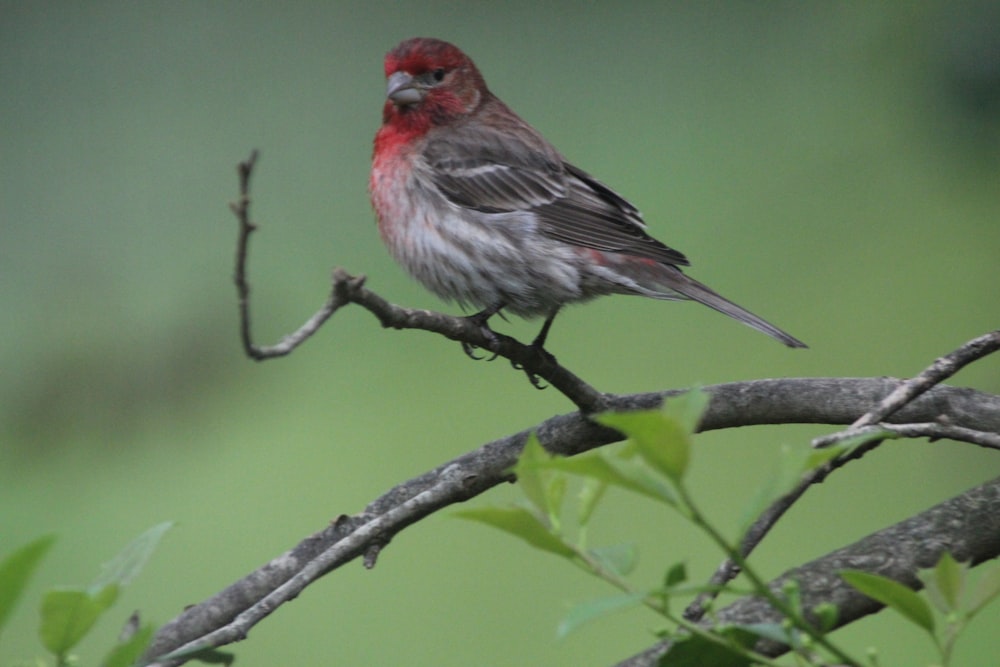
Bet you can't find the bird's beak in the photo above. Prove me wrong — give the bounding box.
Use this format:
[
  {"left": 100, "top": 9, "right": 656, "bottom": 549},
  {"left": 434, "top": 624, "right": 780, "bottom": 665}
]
[{"left": 386, "top": 71, "right": 423, "bottom": 106}]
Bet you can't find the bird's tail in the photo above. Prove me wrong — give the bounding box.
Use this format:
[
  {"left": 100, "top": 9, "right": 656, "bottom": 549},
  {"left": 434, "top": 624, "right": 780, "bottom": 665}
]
[{"left": 644, "top": 266, "right": 807, "bottom": 348}]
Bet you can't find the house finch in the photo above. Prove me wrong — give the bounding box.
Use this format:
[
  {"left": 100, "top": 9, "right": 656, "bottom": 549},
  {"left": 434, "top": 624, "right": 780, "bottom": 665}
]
[{"left": 370, "top": 37, "right": 806, "bottom": 362}]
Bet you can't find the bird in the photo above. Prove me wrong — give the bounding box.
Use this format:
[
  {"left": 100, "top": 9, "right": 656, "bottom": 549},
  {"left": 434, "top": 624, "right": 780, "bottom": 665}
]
[{"left": 369, "top": 37, "right": 806, "bottom": 369}]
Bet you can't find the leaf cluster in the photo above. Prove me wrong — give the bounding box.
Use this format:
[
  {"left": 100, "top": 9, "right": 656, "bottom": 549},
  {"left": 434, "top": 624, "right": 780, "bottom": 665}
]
[
  {"left": 0, "top": 523, "right": 175, "bottom": 667},
  {"left": 457, "top": 391, "right": 1000, "bottom": 666}
]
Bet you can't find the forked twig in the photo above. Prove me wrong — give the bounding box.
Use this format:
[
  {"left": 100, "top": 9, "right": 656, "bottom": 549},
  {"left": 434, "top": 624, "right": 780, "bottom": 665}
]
[{"left": 683, "top": 330, "right": 1000, "bottom": 623}]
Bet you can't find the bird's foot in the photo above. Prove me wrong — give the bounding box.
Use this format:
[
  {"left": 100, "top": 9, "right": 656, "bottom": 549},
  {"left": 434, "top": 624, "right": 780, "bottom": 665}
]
[
  {"left": 511, "top": 342, "right": 557, "bottom": 389},
  {"left": 461, "top": 305, "right": 503, "bottom": 360}
]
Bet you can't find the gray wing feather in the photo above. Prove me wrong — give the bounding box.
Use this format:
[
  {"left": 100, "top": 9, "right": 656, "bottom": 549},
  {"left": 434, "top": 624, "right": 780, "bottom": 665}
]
[{"left": 423, "top": 114, "right": 689, "bottom": 266}]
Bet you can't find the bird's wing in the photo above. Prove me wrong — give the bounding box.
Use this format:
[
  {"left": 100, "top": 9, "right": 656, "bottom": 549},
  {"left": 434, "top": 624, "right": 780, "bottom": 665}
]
[{"left": 424, "top": 120, "right": 689, "bottom": 266}]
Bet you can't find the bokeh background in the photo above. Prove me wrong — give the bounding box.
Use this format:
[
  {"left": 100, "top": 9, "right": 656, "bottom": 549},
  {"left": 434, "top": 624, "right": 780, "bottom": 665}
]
[{"left": 3, "top": 2, "right": 999, "bottom": 665}]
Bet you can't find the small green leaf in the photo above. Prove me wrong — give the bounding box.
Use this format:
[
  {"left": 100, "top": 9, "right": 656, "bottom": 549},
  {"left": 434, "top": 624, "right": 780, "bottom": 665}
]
[
  {"left": 662, "top": 388, "right": 710, "bottom": 433},
  {"left": 577, "top": 478, "right": 607, "bottom": 528},
  {"left": 93, "top": 521, "right": 173, "bottom": 591},
  {"left": 782, "top": 578, "right": 802, "bottom": 615},
  {"left": 929, "top": 551, "right": 964, "bottom": 613},
  {"left": 454, "top": 507, "right": 576, "bottom": 559},
  {"left": 588, "top": 543, "right": 638, "bottom": 577},
  {"left": 0, "top": 535, "right": 56, "bottom": 637},
  {"left": 659, "top": 626, "right": 756, "bottom": 667},
  {"left": 812, "top": 602, "right": 839, "bottom": 632},
  {"left": 737, "top": 442, "right": 859, "bottom": 540},
  {"left": 40, "top": 586, "right": 117, "bottom": 657},
  {"left": 841, "top": 570, "right": 935, "bottom": 633},
  {"left": 803, "top": 442, "right": 849, "bottom": 470},
  {"left": 735, "top": 622, "right": 796, "bottom": 647},
  {"left": 546, "top": 474, "right": 568, "bottom": 531},
  {"left": 966, "top": 563, "right": 1000, "bottom": 619},
  {"left": 596, "top": 410, "right": 690, "bottom": 482},
  {"left": 513, "top": 433, "right": 553, "bottom": 517},
  {"left": 529, "top": 451, "right": 676, "bottom": 505},
  {"left": 840, "top": 427, "right": 898, "bottom": 450},
  {"left": 664, "top": 562, "right": 688, "bottom": 588},
  {"left": 102, "top": 621, "right": 155, "bottom": 667},
  {"left": 557, "top": 591, "right": 648, "bottom": 638},
  {"left": 736, "top": 445, "right": 806, "bottom": 538}
]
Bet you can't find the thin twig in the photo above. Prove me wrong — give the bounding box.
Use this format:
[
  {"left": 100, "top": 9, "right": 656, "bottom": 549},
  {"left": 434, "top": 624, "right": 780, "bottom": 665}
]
[
  {"left": 813, "top": 329, "right": 1000, "bottom": 447},
  {"left": 230, "top": 150, "right": 348, "bottom": 360},
  {"left": 812, "top": 422, "right": 1000, "bottom": 451}
]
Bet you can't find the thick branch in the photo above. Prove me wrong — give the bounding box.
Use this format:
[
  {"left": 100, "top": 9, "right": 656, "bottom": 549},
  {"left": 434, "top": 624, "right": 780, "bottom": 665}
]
[{"left": 142, "top": 378, "right": 1000, "bottom": 664}]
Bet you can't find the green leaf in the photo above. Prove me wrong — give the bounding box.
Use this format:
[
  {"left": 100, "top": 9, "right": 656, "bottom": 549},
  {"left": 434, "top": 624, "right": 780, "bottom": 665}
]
[
  {"left": 838, "top": 426, "right": 899, "bottom": 450},
  {"left": 557, "top": 591, "right": 648, "bottom": 638},
  {"left": 102, "top": 621, "right": 155, "bottom": 667},
  {"left": 664, "top": 562, "right": 688, "bottom": 588},
  {"left": 662, "top": 388, "right": 710, "bottom": 434},
  {"left": 812, "top": 602, "right": 839, "bottom": 632},
  {"left": 92, "top": 521, "right": 174, "bottom": 591},
  {"left": 781, "top": 578, "right": 802, "bottom": 615},
  {"left": 966, "top": 563, "right": 1000, "bottom": 619},
  {"left": 803, "top": 442, "right": 849, "bottom": 470},
  {"left": 546, "top": 474, "right": 568, "bottom": 532},
  {"left": 735, "top": 445, "right": 806, "bottom": 538},
  {"left": 659, "top": 626, "right": 756, "bottom": 667},
  {"left": 528, "top": 451, "right": 676, "bottom": 505},
  {"left": 841, "top": 570, "right": 935, "bottom": 633},
  {"left": 588, "top": 543, "right": 638, "bottom": 578},
  {"left": 454, "top": 507, "right": 576, "bottom": 560},
  {"left": 928, "top": 551, "right": 964, "bottom": 613},
  {"left": 0, "top": 534, "right": 56, "bottom": 637},
  {"left": 595, "top": 410, "right": 690, "bottom": 483},
  {"left": 737, "top": 443, "right": 851, "bottom": 540},
  {"left": 40, "top": 584, "right": 118, "bottom": 657},
  {"left": 577, "top": 478, "right": 607, "bottom": 528},
  {"left": 735, "top": 621, "right": 797, "bottom": 647},
  {"left": 513, "top": 433, "right": 553, "bottom": 518}
]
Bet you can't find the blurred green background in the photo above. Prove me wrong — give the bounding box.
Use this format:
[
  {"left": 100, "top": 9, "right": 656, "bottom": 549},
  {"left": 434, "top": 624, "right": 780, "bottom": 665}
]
[{"left": 3, "top": 2, "right": 999, "bottom": 665}]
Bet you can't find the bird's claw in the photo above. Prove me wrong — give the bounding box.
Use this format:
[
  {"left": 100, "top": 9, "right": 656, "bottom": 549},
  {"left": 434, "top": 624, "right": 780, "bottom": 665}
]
[
  {"left": 461, "top": 341, "right": 499, "bottom": 361},
  {"left": 511, "top": 344, "right": 556, "bottom": 389},
  {"left": 525, "top": 371, "right": 548, "bottom": 390},
  {"left": 461, "top": 307, "right": 503, "bottom": 360}
]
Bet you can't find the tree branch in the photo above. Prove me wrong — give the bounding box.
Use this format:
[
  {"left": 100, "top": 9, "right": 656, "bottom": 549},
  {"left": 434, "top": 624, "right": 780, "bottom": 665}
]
[
  {"left": 149, "top": 153, "right": 1000, "bottom": 666},
  {"left": 142, "top": 378, "right": 1000, "bottom": 665}
]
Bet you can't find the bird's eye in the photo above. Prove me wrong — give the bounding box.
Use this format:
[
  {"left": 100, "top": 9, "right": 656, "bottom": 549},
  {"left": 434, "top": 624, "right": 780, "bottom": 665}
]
[{"left": 432, "top": 68, "right": 445, "bottom": 82}]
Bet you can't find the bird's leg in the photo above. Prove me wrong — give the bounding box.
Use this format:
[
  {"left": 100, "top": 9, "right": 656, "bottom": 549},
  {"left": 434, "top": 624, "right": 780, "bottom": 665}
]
[
  {"left": 530, "top": 307, "right": 559, "bottom": 351},
  {"left": 512, "top": 308, "right": 560, "bottom": 389},
  {"left": 461, "top": 303, "right": 505, "bottom": 360}
]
